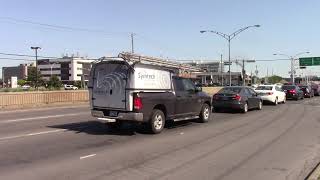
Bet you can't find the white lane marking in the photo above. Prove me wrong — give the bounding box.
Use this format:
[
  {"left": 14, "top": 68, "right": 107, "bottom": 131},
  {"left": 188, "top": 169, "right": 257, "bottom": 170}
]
[
  {"left": 1, "top": 112, "right": 88, "bottom": 123},
  {"left": 0, "top": 129, "right": 65, "bottom": 141},
  {"left": 0, "top": 105, "right": 89, "bottom": 114},
  {"left": 80, "top": 154, "right": 96, "bottom": 160}
]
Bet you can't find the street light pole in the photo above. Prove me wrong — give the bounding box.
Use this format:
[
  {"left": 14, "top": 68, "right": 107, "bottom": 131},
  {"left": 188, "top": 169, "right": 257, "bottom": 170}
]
[
  {"left": 273, "top": 52, "right": 310, "bottom": 84},
  {"left": 31, "top": 47, "right": 41, "bottom": 90},
  {"left": 200, "top": 24, "right": 260, "bottom": 86}
]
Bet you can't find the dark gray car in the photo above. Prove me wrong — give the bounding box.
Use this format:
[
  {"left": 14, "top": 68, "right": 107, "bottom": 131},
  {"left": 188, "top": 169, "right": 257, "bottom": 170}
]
[{"left": 212, "top": 86, "right": 263, "bottom": 113}]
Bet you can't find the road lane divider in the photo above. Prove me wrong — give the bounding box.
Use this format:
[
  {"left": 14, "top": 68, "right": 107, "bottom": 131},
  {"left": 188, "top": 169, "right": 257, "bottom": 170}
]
[
  {"left": 0, "top": 129, "right": 65, "bottom": 141},
  {"left": 80, "top": 154, "right": 96, "bottom": 160},
  {"left": 1, "top": 112, "right": 89, "bottom": 123}
]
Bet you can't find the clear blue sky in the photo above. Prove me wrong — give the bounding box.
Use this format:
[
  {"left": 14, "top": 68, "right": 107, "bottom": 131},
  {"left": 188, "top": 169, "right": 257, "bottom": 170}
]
[{"left": 1, "top": 0, "right": 320, "bottom": 78}]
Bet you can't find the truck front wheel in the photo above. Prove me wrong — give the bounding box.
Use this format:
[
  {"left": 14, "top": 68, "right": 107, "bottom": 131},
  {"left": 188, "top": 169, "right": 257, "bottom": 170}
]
[
  {"left": 198, "top": 104, "right": 211, "bottom": 123},
  {"left": 148, "top": 109, "right": 165, "bottom": 134}
]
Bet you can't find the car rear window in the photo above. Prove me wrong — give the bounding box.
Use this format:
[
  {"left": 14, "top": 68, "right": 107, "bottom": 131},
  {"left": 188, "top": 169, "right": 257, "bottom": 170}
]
[
  {"left": 256, "top": 86, "right": 273, "bottom": 90},
  {"left": 219, "top": 87, "right": 242, "bottom": 94},
  {"left": 282, "top": 86, "right": 295, "bottom": 90}
]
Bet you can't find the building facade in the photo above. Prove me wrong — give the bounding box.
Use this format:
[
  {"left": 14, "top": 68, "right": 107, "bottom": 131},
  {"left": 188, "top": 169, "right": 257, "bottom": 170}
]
[
  {"left": 38, "top": 56, "right": 94, "bottom": 83},
  {"left": 2, "top": 64, "right": 35, "bottom": 86}
]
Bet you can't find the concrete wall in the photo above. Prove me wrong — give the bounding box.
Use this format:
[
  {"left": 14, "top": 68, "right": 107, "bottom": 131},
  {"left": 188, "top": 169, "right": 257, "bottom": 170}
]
[
  {"left": 0, "top": 90, "right": 89, "bottom": 109},
  {"left": 0, "top": 87, "right": 222, "bottom": 110},
  {"left": 202, "top": 87, "right": 223, "bottom": 96}
]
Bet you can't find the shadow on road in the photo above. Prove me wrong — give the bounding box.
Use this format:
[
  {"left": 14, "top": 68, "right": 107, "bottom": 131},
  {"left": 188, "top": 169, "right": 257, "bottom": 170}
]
[{"left": 48, "top": 120, "right": 200, "bottom": 136}]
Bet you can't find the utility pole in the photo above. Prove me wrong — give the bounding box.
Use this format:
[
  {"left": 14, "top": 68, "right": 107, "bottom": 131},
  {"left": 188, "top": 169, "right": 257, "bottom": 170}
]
[
  {"left": 220, "top": 54, "right": 223, "bottom": 86},
  {"left": 131, "top": 33, "right": 135, "bottom": 53},
  {"left": 31, "top": 47, "right": 41, "bottom": 90},
  {"left": 242, "top": 59, "right": 245, "bottom": 86}
]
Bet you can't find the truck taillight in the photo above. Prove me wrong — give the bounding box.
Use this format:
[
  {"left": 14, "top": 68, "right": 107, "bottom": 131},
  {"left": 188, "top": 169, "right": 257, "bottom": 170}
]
[{"left": 134, "top": 97, "right": 143, "bottom": 110}]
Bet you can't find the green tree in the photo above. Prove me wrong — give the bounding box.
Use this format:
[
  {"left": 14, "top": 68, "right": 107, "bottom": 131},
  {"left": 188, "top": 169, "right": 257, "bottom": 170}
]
[
  {"left": 18, "top": 79, "right": 26, "bottom": 86},
  {"left": 268, "top": 75, "right": 283, "bottom": 84},
  {"left": 48, "top": 75, "right": 62, "bottom": 90},
  {"left": 27, "top": 67, "right": 43, "bottom": 87}
]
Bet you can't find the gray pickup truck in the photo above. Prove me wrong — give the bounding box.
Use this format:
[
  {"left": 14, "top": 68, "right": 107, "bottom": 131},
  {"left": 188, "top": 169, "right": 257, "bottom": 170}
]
[{"left": 88, "top": 56, "right": 212, "bottom": 134}]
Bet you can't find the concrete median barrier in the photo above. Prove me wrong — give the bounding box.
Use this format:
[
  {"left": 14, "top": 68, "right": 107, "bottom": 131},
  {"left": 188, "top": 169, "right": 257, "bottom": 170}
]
[
  {"left": 0, "top": 90, "right": 89, "bottom": 110},
  {"left": 202, "top": 87, "right": 223, "bottom": 96}
]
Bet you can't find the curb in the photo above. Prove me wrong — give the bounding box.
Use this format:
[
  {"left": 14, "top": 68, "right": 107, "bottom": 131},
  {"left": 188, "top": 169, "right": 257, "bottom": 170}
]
[{"left": 306, "top": 162, "right": 320, "bottom": 180}]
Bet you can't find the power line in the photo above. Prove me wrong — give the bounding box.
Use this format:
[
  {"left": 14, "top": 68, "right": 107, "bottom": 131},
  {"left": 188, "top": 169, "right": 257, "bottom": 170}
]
[
  {"left": 0, "top": 17, "right": 130, "bottom": 36},
  {"left": 0, "top": 52, "right": 58, "bottom": 59},
  {"left": 0, "top": 57, "right": 34, "bottom": 61}
]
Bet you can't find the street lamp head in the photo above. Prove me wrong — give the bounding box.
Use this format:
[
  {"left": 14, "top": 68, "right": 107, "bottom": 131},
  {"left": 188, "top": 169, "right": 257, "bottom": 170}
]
[
  {"left": 31, "top": 47, "right": 41, "bottom": 50},
  {"left": 273, "top": 53, "right": 278, "bottom": 56},
  {"left": 254, "top": 25, "right": 261, "bottom": 27},
  {"left": 200, "top": 30, "right": 206, "bottom": 33}
]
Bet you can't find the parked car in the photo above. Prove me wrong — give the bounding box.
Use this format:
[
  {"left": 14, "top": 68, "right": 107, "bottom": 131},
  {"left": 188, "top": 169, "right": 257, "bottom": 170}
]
[
  {"left": 64, "top": 85, "right": 78, "bottom": 90},
  {"left": 281, "top": 85, "right": 304, "bottom": 100},
  {"left": 21, "top": 85, "right": 31, "bottom": 90},
  {"left": 311, "top": 84, "right": 320, "bottom": 96},
  {"left": 212, "top": 86, "right": 262, "bottom": 113},
  {"left": 255, "top": 85, "right": 286, "bottom": 105},
  {"left": 298, "top": 85, "right": 314, "bottom": 98},
  {"left": 89, "top": 55, "right": 212, "bottom": 134}
]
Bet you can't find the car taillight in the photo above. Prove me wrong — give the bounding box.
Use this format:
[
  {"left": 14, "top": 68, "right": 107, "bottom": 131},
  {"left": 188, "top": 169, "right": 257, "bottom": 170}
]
[
  {"left": 289, "top": 90, "right": 296, "bottom": 94},
  {"left": 134, "top": 97, "right": 143, "bottom": 110},
  {"left": 233, "top": 94, "right": 241, "bottom": 101},
  {"left": 267, "top": 92, "right": 273, "bottom": 95}
]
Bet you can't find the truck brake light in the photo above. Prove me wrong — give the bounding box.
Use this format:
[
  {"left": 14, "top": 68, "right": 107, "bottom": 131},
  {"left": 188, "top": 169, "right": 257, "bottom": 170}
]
[{"left": 134, "top": 97, "right": 143, "bottom": 110}]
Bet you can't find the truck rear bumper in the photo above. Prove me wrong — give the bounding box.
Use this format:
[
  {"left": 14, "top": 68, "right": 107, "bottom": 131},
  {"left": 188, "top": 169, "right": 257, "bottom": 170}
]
[{"left": 91, "top": 110, "right": 144, "bottom": 122}]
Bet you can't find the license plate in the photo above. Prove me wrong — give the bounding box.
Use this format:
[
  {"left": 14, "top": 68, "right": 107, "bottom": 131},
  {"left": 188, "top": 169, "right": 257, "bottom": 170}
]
[
  {"left": 109, "top": 111, "right": 118, "bottom": 117},
  {"left": 91, "top": 110, "right": 104, "bottom": 117}
]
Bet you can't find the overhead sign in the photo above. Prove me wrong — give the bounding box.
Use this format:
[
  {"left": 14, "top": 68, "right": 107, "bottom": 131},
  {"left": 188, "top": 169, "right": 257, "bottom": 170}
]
[{"left": 299, "top": 57, "right": 320, "bottom": 66}]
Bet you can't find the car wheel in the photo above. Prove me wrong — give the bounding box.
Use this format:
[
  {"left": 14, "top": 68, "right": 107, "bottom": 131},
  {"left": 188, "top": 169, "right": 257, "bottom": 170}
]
[
  {"left": 274, "top": 97, "right": 278, "bottom": 106},
  {"left": 148, "top": 109, "right": 165, "bottom": 134},
  {"left": 199, "top": 104, "right": 210, "bottom": 123},
  {"left": 242, "top": 102, "right": 248, "bottom": 113},
  {"left": 257, "top": 100, "right": 263, "bottom": 110}
]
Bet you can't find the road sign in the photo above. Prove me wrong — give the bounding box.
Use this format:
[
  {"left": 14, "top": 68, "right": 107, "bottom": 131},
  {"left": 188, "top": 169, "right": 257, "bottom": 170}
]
[
  {"left": 299, "top": 57, "right": 313, "bottom": 66},
  {"left": 299, "top": 57, "right": 320, "bottom": 66},
  {"left": 313, "top": 57, "right": 320, "bottom": 65}
]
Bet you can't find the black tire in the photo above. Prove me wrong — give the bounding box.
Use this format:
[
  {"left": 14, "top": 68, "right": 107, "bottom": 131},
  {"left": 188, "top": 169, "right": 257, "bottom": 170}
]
[
  {"left": 148, "top": 109, "right": 165, "bottom": 134},
  {"left": 198, "top": 104, "right": 211, "bottom": 123},
  {"left": 242, "top": 102, "right": 248, "bottom": 113},
  {"left": 274, "top": 97, "right": 278, "bottom": 106}
]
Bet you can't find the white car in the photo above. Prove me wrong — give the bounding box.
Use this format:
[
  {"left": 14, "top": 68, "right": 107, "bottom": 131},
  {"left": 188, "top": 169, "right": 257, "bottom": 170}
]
[
  {"left": 255, "top": 85, "right": 286, "bottom": 105},
  {"left": 64, "top": 85, "right": 78, "bottom": 90}
]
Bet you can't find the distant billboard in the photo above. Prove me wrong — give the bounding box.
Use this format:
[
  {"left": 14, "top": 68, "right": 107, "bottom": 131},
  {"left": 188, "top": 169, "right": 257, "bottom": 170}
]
[{"left": 11, "top": 76, "right": 18, "bottom": 88}]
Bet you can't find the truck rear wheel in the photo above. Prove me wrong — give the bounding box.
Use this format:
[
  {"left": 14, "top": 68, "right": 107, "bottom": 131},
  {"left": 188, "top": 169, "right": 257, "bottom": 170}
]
[
  {"left": 148, "top": 109, "right": 165, "bottom": 134},
  {"left": 198, "top": 104, "right": 210, "bottom": 123}
]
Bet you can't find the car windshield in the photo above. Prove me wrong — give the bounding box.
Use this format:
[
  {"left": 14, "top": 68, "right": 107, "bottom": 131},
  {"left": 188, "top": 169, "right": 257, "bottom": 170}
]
[
  {"left": 282, "top": 86, "right": 295, "bottom": 90},
  {"left": 219, "top": 87, "right": 242, "bottom": 94},
  {"left": 256, "top": 86, "right": 273, "bottom": 90}
]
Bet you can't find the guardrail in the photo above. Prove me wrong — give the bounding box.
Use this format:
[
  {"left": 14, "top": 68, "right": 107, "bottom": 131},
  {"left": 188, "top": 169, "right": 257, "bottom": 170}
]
[{"left": 0, "top": 90, "right": 89, "bottom": 109}]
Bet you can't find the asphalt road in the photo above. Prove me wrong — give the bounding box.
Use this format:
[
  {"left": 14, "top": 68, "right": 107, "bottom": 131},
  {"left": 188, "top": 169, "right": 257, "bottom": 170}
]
[{"left": 0, "top": 98, "right": 320, "bottom": 180}]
